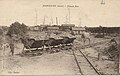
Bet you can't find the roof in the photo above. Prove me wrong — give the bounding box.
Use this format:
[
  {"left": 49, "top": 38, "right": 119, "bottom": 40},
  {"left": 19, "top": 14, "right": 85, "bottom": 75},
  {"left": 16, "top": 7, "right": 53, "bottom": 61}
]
[
  {"left": 27, "top": 26, "right": 40, "bottom": 30},
  {"left": 72, "top": 27, "right": 86, "bottom": 31},
  {"left": 40, "top": 25, "right": 49, "bottom": 27},
  {"left": 61, "top": 24, "right": 75, "bottom": 27},
  {"left": 47, "top": 26, "right": 59, "bottom": 30},
  {"left": 34, "top": 25, "right": 40, "bottom": 27}
]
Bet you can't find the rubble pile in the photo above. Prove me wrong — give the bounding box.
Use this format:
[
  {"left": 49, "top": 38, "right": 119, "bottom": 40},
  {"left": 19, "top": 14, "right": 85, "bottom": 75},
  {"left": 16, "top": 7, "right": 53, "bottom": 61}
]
[
  {"left": 57, "top": 31, "right": 75, "bottom": 38},
  {"left": 27, "top": 31, "right": 75, "bottom": 40},
  {"left": 95, "top": 38, "right": 119, "bottom": 59},
  {"left": 26, "top": 31, "right": 47, "bottom": 40}
]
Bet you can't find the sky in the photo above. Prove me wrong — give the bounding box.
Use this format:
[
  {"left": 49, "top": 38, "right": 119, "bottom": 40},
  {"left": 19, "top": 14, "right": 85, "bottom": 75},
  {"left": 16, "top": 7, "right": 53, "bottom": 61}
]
[{"left": 0, "top": 0, "right": 120, "bottom": 27}]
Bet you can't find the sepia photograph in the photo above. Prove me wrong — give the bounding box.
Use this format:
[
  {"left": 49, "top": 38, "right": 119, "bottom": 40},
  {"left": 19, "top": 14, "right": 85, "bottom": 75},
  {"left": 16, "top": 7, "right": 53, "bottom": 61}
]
[{"left": 0, "top": 0, "right": 120, "bottom": 75}]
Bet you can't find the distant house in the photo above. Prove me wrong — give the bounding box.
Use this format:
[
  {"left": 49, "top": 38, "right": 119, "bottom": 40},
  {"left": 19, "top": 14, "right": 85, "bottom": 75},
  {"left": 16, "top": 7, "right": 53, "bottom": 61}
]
[
  {"left": 40, "top": 24, "right": 60, "bottom": 32},
  {"left": 46, "top": 26, "right": 60, "bottom": 32},
  {"left": 71, "top": 27, "right": 86, "bottom": 35},
  {"left": 61, "top": 24, "right": 75, "bottom": 27},
  {"left": 27, "top": 26, "right": 34, "bottom": 30},
  {"left": 40, "top": 24, "right": 49, "bottom": 31},
  {"left": 61, "top": 24, "right": 75, "bottom": 31},
  {"left": 27, "top": 25, "right": 40, "bottom": 31},
  {"left": 34, "top": 26, "right": 40, "bottom": 31}
]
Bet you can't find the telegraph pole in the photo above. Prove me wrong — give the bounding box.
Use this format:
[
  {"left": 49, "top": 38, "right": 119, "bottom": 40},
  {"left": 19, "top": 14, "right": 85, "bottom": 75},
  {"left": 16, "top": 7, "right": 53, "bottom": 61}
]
[
  {"left": 56, "top": 17, "right": 58, "bottom": 25},
  {"left": 43, "top": 16, "right": 45, "bottom": 25},
  {"left": 35, "top": 9, "right": 38, "bottom": 26},
  {"left": 68, "top": 8, "right": 70, "bottom": 24},
  {"left": 101, "top": 0, "right": 105, "bottom": 5},
  {"left": 79, "top": 18, "right": 82, "bottom": 27},
  {"left": 66, "top": 15, "right": 68, "bottom": 24},
  {"left": 50, "top": 17, "right": 53, "bottom": 25}
]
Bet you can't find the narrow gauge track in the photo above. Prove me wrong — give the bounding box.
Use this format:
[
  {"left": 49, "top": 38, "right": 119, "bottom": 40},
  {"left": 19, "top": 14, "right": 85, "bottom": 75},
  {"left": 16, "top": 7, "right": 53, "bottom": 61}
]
[
  {"left": 72, "top": 49, "right": 100, "bottom": 75},
  {"left": 72, "top": 39, "right": 110, "bottom": 75},
  {"left": 76, "top": 39, "right": 110, "bottom": 49}
]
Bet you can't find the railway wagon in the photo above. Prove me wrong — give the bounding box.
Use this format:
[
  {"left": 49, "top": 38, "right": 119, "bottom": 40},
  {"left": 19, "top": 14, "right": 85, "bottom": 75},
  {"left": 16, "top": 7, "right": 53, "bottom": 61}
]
[
  {"left": 61, "top": 37, "right": 76, "bottom": 45},
  {"left": 45, "top": 38, "right": 64, "bottom": 47},
  {"left": 45, "top": 37, "right": 76, "bottom": 47},
  {"left": 20, "top": 38, "right": 48, "bottom": 56},
  {"left": 20, "top": 37, "right": 76, "bottom": 56},
  {"left": 21, "top": 38, "right": 47, "bottom": 49},
  {"left": 30, "top": 39, "right": 47, "bottom": 49}
]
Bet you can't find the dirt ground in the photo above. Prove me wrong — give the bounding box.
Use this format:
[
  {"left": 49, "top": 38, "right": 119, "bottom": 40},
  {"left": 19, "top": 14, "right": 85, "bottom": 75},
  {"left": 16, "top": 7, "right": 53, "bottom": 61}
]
[
  {"left": 75, "top": 37, "right": 119, "bottom": 75},
  {"left": 0, "top": 34, "right": 119, "bottom": 75},
  {"left": 0, "top": 45, "right": 80, "bottom": 75},
  {"left": 0, "top": 48, "right": 3, "bottom": 74},
  {"left": 81, "top": 48, "right": 118, "bottom": 75}
]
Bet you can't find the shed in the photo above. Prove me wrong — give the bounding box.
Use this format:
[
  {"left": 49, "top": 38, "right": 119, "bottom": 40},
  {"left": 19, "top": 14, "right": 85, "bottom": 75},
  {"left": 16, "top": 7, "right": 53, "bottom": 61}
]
[
  {"left": 61, "top": 24, "right": 75, "bottom": 28},
  {"left": 71, "top": 27, "right": 86, "bottom": 35},
  {"left": 61, "top": 24, "right": 75, "bottom": 31}
]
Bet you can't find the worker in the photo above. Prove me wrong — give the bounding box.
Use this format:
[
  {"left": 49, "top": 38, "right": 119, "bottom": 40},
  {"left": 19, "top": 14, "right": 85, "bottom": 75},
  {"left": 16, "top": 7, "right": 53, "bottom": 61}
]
[
  {"left": 109, "top": 38, "right": 117, "bottom": 45},
  {"left": 9, "top": 37, "right": 15, "bottom": 56},
  {"left": 107, "top": 38, "right": 118, "bottom": 58}
]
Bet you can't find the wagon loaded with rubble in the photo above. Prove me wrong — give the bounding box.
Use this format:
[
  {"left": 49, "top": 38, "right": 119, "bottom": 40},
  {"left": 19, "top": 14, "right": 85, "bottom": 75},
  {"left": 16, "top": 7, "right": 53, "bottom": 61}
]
[{"left": 20, "top": 37, "right": 76, "bottom": 57}]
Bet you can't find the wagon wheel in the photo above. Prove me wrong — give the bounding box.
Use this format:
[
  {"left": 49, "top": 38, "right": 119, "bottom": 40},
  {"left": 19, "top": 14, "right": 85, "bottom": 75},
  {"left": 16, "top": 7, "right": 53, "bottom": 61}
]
[
  {"left": 45, "top": 38, "right": 55, "bottom": 52},
  {"left": 19, "top": 53, "right": 25, "bottom": 57},
  {"left": 38, "top": 52, "right": 43, "bottom": 56}
]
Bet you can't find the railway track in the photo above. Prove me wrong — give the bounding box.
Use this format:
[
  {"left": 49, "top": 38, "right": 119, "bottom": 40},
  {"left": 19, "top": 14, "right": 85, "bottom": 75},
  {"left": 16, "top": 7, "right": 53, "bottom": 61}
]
[
  {"left": 72, "top": 39, "right": 110, "bottom": 75},
  {"left": 72, "top": 49, "right": 100, "bottom": 75},
  {"left": 76, "top": 39, "right": 110, "bottom": 49}
]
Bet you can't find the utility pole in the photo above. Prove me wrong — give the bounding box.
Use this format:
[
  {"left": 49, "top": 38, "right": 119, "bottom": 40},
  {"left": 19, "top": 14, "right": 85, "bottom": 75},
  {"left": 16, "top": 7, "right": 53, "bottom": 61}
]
[
  {"left": 43, "top": 16, "right": 45, "bottom": 24},
  {"left": 68, "top": 8, "right": 70, "bottom": 24},
  {"left": 35, "top": 9, "right": 38, "bottom": 26},
  {"left": 79, "top": 18, "right": 82, "bottom": 27},
  {"left": 66, "top": 15, "right": 68, "bottom": 24},
  {"left": 101, "top": 0, "right": 105, "bottom": 5},
  {"left": 56, "top": 17, "right": 58, "bottom": 25},
  {"left": 50, "top": 17, "right": 53, "bottom": 25}
]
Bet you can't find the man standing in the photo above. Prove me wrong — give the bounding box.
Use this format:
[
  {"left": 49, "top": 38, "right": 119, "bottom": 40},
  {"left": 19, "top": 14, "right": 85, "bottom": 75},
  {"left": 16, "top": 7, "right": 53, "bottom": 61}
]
[{"left": 9, "top": 37, "right": 14, "bottom": 56}]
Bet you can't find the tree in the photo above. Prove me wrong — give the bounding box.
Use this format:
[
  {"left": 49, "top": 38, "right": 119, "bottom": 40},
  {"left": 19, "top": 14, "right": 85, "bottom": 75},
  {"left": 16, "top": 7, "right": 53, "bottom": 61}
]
[
  {"left": 7, "top": 21, "right": 27, "bottom": 37},
  {"left": 0, "top": 28, "right": 3, "bottom": 35},
  {"left": 99, "top": 25, "right": 102, "bottom": 33}
]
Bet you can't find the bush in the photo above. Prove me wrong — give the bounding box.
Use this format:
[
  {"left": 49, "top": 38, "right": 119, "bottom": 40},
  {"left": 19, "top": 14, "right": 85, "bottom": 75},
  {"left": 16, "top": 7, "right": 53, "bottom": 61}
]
[
  {"left": 0, "top": 28, "right": 3, "bottom": 35},
  {"left": 95, "top": 34, "right": 104, "bottom": 38},
  {"left": 7, "top": 21, "right": 27, "bottom": 37}
]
